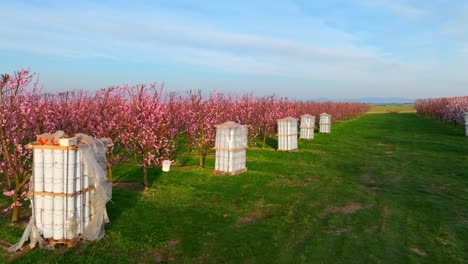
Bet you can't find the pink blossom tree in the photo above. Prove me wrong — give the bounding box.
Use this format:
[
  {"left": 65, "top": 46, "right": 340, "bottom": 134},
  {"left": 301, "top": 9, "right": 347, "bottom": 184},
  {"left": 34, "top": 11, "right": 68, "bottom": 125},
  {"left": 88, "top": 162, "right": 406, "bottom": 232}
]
[
  {"left": 183, "top": 90, "right": 232, "bottom": 167},
  {"left": 120, "top": 83, "right": 177, "bottom": 189},
  {"left": 250, "top": 95, "right": 286, "bottom": 148},
  {"left": 88, "top": 86, "right": 129, "bottom": 181},
  {"left": 0, "top": 69, "right": 44, "bottom": 222}
]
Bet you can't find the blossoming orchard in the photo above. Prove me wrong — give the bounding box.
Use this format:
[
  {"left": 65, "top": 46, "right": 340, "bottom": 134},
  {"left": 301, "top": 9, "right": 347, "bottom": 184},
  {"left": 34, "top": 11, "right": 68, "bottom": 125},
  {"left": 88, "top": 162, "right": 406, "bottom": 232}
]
[
  {"left": 0, "top": 69, "right": 372, "bottom": 222},
  {"left": 415, "top": 96, "right": 468, "bottom": 124}
]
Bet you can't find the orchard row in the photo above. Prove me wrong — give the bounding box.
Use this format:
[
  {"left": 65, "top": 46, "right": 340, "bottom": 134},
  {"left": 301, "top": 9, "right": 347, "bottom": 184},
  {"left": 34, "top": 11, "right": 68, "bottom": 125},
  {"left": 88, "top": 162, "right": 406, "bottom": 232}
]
[
  {"left": 415, "top": 96, "right": 468, "bottom": 124},
  {"left": 0, "top": 69, "right": 369, "bottom": 221}
]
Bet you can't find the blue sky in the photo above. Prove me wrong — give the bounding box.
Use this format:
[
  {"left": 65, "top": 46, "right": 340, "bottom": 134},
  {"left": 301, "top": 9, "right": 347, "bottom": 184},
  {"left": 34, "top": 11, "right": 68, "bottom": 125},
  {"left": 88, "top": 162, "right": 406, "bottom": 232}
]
[{"left": 1, "top": 0, "right": 467, "bottom": 99}]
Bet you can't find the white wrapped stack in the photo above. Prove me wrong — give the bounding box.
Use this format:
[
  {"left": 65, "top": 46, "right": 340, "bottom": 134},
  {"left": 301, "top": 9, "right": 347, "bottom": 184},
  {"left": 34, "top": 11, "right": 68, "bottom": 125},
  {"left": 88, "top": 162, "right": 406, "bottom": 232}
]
[
  {"left": 214, "top": 121, "right": 248, "bottom": 175},
  {"left": 319, "top": 113, "right": 331, "bottom": 133},
  {"left": 300, "top": 114, "right": 316, "bottom": 139},
  {"left": 277, "top": 117, "right": 298, "bottom": 151},
  {"left": 465, "top": 112, "right": 468, "bottom": 136},
  {"left": 30, "top": 144, "right": 93, "bottom": 243},
  {"left": 11, "top": 134, "right": 112, "bottom": 251}
]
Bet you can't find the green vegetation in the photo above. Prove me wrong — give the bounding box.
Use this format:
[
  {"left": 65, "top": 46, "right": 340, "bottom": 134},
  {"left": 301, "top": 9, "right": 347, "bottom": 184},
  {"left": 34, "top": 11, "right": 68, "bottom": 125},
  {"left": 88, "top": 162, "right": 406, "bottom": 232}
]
[
  {"left": 368, "top": 104, "right": 415, "bottom": 114},
  {"left": 1, "top": 113, "right": 467, "bottom": 263}
]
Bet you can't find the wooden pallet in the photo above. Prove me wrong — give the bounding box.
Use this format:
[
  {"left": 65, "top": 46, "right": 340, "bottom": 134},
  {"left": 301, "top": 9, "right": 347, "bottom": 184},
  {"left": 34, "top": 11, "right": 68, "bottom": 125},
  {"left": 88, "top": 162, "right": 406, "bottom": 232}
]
[
  {"left": 46, "top": 237, "right": 80, "bottom": 248},
  {"left": 213, "top": 168, "right": 247, "bottom": 176}
]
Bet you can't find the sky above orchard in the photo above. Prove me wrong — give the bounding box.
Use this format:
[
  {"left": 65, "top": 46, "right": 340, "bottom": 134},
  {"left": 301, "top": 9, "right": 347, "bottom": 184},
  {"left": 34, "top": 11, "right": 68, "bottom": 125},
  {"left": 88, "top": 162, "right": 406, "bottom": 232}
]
[{"left": 1, "top": 0, "right": 467, "bottom": 99}]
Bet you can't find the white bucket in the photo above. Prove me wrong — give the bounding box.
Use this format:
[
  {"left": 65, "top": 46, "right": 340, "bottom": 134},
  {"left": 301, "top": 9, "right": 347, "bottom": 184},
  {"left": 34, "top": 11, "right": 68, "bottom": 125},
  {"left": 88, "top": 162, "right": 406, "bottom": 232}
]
[{"left": 162, "top": 160, "right": 172, "bottom": 172}]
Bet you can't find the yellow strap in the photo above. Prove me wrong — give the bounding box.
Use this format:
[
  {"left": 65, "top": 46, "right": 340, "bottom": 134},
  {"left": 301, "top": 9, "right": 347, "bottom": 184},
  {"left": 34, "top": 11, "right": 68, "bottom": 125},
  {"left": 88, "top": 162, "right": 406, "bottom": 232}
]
[
  {"left": 213, "top": 147, "right": 247, "bottom": 152},
  {"left": 28, "top": 185, "right": 95, "bottom": 197}
]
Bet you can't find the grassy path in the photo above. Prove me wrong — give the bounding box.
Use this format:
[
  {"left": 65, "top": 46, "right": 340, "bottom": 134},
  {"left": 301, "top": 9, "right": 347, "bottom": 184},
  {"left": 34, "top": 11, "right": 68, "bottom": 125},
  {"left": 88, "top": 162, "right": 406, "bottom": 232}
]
[{"left": 1, "top": 113, "right": 467, "bottom": 263}]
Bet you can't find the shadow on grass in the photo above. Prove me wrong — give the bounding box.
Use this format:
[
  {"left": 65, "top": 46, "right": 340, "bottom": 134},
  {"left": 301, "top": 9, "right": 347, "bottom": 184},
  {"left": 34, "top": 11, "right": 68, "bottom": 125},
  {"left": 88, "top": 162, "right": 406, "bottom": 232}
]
[
  {"left": 108, "top": 164, "right": 163, "bottom": 222},
  {"left": 112, "top": 163, "right": 163, "bottom": 187},
  {"left": 106, "top": 188, "right": 142, "bottom": 225},
  {"left": 265, "top": 137, "right": 278, "bottom": 150}
]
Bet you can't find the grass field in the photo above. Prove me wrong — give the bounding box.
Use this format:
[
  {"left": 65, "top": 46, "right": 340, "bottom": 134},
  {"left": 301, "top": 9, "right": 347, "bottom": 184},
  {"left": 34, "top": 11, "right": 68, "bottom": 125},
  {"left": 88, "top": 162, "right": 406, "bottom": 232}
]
[
  {"left": 367, "top": 104, "right": 416, "bottom": 114},
  {"left": 1, "top": 113, "right": 468, "bottom": 263}
]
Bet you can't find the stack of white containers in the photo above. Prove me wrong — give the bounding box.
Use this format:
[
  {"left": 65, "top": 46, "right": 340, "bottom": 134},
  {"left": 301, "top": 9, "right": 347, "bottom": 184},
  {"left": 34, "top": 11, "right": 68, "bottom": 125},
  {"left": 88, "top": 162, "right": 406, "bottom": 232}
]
[
  {"left": 277, "top": 117, "right": 298, "bottom": 151},
  {"left": 300, "top": 114, "right": 316, "bottom": 139},
  {"left": 10, "top": 134, "right": 111, "bottom": 251},
  {"left": 214, "top": 121, "right": 248, "bottom": 175},
  {"left": 31, "top": 144, "right": 94, "bottom": 243},
  {"left": 465, "top": 112, "right": 468, "bottom": 136},
  {"left": 319, "top": 113, "right": 332, "bottom": 133}
]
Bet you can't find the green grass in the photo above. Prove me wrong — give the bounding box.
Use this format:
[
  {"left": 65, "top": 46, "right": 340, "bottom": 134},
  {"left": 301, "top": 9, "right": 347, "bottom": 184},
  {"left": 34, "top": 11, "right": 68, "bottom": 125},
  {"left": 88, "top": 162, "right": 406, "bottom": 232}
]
[
  {"left": 1, "top": 113, "right": 468, "bottom": 263},
  {"left": 368, "top": 104, "right": 415, "bottom": 114}
]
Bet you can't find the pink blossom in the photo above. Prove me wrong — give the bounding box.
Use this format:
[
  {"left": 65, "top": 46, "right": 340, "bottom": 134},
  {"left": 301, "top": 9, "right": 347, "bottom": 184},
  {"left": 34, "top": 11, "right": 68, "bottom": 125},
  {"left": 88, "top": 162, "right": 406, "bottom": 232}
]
[{"left": 3, "top": 190, "right": 15, "bottom": 196}]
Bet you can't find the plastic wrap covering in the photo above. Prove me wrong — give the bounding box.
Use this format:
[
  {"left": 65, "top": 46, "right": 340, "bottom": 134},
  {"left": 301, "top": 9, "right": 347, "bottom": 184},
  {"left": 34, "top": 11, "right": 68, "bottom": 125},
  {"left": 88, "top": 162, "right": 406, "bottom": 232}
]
[
  {"left": 214, "top": 122, "right": 248, "bottom": 175},
  {"left": 277, "top": 117, "right": 298, "bottom": 151},
  {"left": 9, "top": 133, "right": 112, "bottom": 251},
  {"left": 300, "top": 114, "right": 316, "bottom": 139},
  {"left": 77, "top": 134, "right": 112, "bottom": 241},
  {"left": 319, "top": 113, "right": 331, "bottom": 134}
]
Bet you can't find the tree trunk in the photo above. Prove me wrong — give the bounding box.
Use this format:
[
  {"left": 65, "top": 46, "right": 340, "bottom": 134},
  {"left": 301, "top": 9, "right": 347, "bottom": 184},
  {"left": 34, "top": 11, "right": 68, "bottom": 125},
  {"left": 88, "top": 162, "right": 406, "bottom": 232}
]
[
  {"left": 262, "top": 133, "right": 268, "bottom": 148},
  {"left": 186, "top": 135, "right": 192, "bottom": 154},
  {"left": 107, "top": 163, "right": 113, "bottom": 182},
  {"left": 198, "top": 148, "right": 204, "bottom": 168},
  {"left": 106, "top": 152, "right": 115, "bottom": 182},
  {"left": 11, "top": 194, "right": 20, "bottom": 222},
  {"left": 143, "top": 166, "right": 148, "bottom": 190}
]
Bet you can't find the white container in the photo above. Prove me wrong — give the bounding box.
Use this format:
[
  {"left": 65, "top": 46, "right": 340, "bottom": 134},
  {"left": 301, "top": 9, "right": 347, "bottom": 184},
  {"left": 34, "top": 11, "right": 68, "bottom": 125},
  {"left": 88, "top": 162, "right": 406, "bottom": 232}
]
[
  {"left": 75, "top": 151, "right": 83, "bottom": 235},
  {"left": 43, "top": 195, "right": 54, "bottom": 239},
  {"left": 53, "top": 196, "right": 64, "bottom": 240},
  {"left": 33, "top": 149, "right": 44, "bottom": 192},
  {"left": 33, "top": 196, "right": 44, "bottom": 230},
  {"left": 162, "top": 160, "right": 172, "bottom": 172},
  {"left": 52, "top": 150, "right": 64, "bottom": 193},
  {"left": 43, "top": 149, "right": 54, "bottom": 192},
  {"left": 319, "top": 113, "right": 331, "bottom": 134},
  {"left": 277, "top": 117, "right": 298, "bottom": 151},
  {"left": 300, "top": 114, "right": 316, "bottom": 139},
  {"left": 464, "top": 112, "right": 468, "bottom": 136},
  {"left": 42, "top": 209, "right": 54, "bottom": 239},
  {"left": 59, "top": 137, "right": 78, "bottom": 147},
  {"left": 214, "top": 121, "right": 248, "bottom": 175}
]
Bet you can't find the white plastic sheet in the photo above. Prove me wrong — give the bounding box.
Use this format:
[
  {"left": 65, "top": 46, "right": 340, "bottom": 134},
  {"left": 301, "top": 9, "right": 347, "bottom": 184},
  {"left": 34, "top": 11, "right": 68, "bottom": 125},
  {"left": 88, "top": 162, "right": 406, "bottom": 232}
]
[
  {"left": 214, "top": 122, "right": 248, "bottom": 175},
  {"left": 277, "top": 117, "right": 298, "bottom": 151},
  {"left": 319, "top": 113, "right": 331, "bottom": 134},
  {"left": 300, "top": 114, "right": 315, "bottom": 139}
]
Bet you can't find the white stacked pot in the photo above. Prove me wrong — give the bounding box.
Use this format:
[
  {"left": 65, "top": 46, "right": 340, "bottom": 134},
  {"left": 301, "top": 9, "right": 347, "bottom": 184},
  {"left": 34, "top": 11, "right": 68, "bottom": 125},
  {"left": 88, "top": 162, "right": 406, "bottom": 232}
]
[
  {"left": 31, "top": 145, "right": 94, "bottom": 241},
  {"left": 300, "top": 114, "right": 316, "bottom": 139},
  {"left": 319, "top": 113, "right": 331, "bottom": 133},
  {"left": 277, "top": 117, "right": 298, "bottom": 151},
  {"left": 214, "top": 121, "right": 248, "bottom": 175}
]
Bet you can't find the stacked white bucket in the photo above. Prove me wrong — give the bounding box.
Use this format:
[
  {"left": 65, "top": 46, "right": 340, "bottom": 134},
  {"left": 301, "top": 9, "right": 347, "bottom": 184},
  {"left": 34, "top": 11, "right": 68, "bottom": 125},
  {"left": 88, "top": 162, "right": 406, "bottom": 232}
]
[
  {"left": 32, "top": 145, "right": 93, "bottom": 241},
  {"left": 465, "top": 112, "right": 468, "bottom": 136},
  {"left": 300, "top": 114, "right": 316, "bottom": 139},
  {"left": 214, "top": 121, "right": 248, "bottom": 175},
  {"left": 277, "top": 117, "right": 298, "bottom": 151},
  {"left": 319, "top": 113, "right": 331, "bottom": 133}
]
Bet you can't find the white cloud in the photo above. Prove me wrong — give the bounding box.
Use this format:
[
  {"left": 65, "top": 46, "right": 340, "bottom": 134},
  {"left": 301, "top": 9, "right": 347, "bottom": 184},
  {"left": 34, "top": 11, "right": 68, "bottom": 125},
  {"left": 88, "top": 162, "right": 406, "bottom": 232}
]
[{"left": 354, "top": 0, "right": 429, "bottom": 18}]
